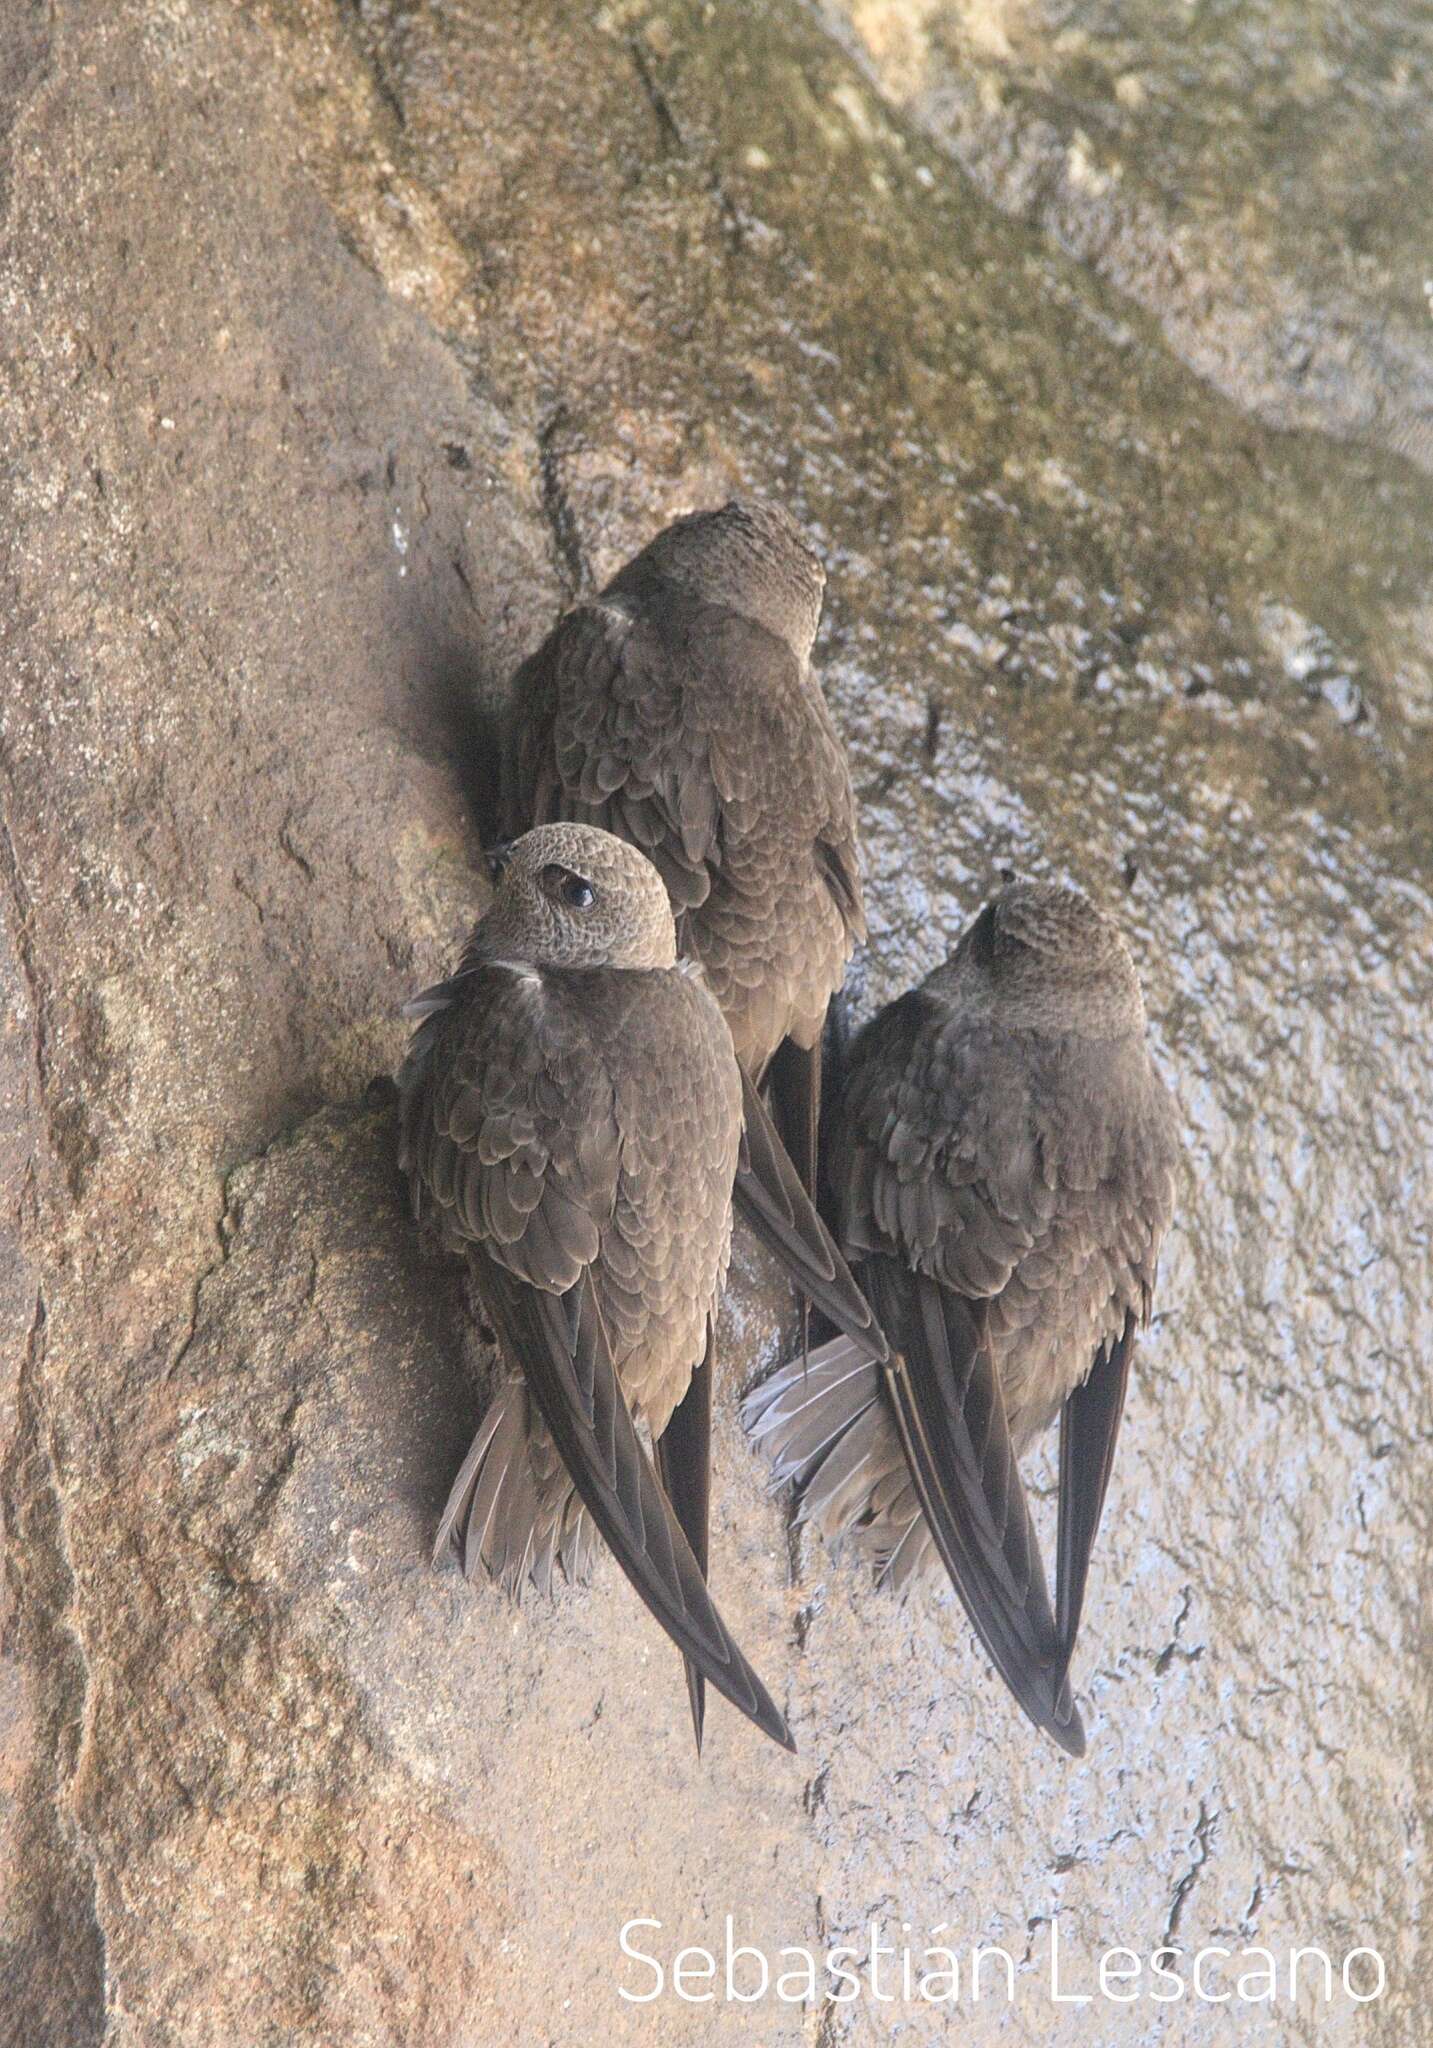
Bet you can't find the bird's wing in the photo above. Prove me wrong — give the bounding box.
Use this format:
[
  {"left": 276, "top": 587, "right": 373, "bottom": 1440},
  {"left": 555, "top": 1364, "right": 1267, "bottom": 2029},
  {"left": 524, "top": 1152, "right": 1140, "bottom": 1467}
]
[
  {"left": 1055, "top": 1068, "right": 1179, "bottom": 1671},
  {"left": 503, "top": 601, "right": 721, "bottom": 910},
  {"left": 815, "top": 811, "right": 864, "bottom": 940},
  {"left": 1056, "top": 1313, "right": 1133, "bottom": 1675},
  {"left": 655, "top": 1323, "right": 715, "bottom": 1752},
  {"left": 508, "top": 596, "right": 866, "bottom": 943},
  {"left": 399, "top": 962, "right": 792, "bottom": 1751},
  {"left": 734, "top": 1061, "right": 887, "bottom": 1365},
  {"left": 478, "top": 1255, "right": 791, "bottom": 1749},
  {"left": 398, "top": 959, "right": 620, "bottom": 1286},
  {"left": 836, "top": 989, "right": 1044, "bottom": 1299},
  {"left": 833, "top": 990, "right": 1086, "bottom": 1750},
  {"left": 865, "top": 1255, "right": 1084, "bottom": 1755},
  {"left": 836, "top": 987, "right": 1182, "bottom": 1745},
  {"left": 760, "top": 1031, "right": 822, "bottom": 1203}
]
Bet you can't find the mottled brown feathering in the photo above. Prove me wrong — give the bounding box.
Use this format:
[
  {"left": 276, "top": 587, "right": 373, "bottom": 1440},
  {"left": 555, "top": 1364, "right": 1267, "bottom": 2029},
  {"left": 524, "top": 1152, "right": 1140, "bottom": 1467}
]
[
  {"left": 399, "top": 824, "right": 885, "bottom": 1752},
  {"left": 399, "top": 824, "right": 785, "bottom": 1747},
  {"left": 503, "top": 497, "right": 865, "bottom": 1188},
  {"left": 744, "top": 882, "right": 1180, "bottom": 1756}
]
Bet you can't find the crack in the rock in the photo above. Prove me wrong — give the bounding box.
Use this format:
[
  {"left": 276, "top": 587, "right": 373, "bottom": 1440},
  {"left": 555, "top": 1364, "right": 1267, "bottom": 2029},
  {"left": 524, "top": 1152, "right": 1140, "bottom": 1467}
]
[
  {"left": 628, "top": 37, "right": 683, "bottom": 153},
  {"left": 784, "top": 1513, "right": 805, "bottom": 1590},
  {"left": 0, "top": 774, "right": 62, "bottom": 1182},
  {"left": 2, "top": 1288, "right": 110, "bottom": 2039},
  {"left": 165, "top": 1160, "right": 245, "bottom": 1385},
  {"left": 1165, "top": 1799, "right": 1219, "bottom": 1943},
  {"left": 812, "top": 1895, "right": 842, "bottom": 2048},
  {"left": 328, "top": 0, "right": 410, "bottom": 145},
  {"left": 0, "top": 759, "right": 107, "bottom": 1199},
  {"left": 626, "top": 34, "right": 749, "bottom": 255},
  {"left": 0, "top": 0, "right": 56, "bottom": 226},
  {"left": 1154, "top": 1582, "right": 1203, "bottom": 1674},
  {"left": 536, "top": 405, "right": 589, "bottom": 597},
  {"left": 278, "top": 812, "right": 315, "bottom": 880},
  {"left": 232, "top": 868, "right": 266, "bottom": 926},
  {"left": 340, "top": 0, "right": 406, "bottom": 132},
  {"left": 164, "top": 1094, "right": 384, "bottom": 1383}
]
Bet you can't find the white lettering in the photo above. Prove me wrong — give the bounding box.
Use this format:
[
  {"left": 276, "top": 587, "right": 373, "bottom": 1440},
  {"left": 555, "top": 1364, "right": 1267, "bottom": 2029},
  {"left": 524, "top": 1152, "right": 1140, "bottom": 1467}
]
[
  {"left": 1289, "top": 1947, "right": 1335, "bottom": 2003},
  {"left": 671, "top": 1947, "right": 715, "bottom": 2002},
  {"left": 1193, "top": 1946, "right": 1231, "bottom": 2003},
  {"left": 776, "top": 1948, "right": 818, "bottom": 2004},
  {"left": 724, "top": 1917, "right": 768, "bottom": 2003},
  {"left": 1149, "top": 1946, "right": 1185, "bottom": 2001},
  {"left": 1099, "top": 1948, "right": 1143, "bottom": 2002},
  {"left": 827, "top": 1948, "right": 862, "bottom": 2002},
  {"left": 1050, "top": 1917, "right": 1092, "bottom": 2004},
  {"left": 1343, "top": 1949, "right": 1386, "bottom": 2003},
  {"left": 618, "top": 1919, "right": 664, "bottom": 2003},
  {"left": 1236, "top": 1947, "right": 1277, "bottom": 2002},
  {"left": 868, "top": 1921, "right": 896, "bottom": 2003},
  {"left": 972, "top": 1944, "right": 1016, "bottom": 2002},
  {"left": 917, "top": 1927, "right": 961, "bottom": 2004}
]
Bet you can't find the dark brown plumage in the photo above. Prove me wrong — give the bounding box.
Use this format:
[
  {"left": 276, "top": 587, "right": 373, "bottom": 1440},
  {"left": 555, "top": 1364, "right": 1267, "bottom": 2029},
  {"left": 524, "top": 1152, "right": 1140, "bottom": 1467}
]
[
  {"left": 744, "top": 883, "right": 1180, "bottom": 1755},
  {"left": 503, "top": 497, "right": 864, "bottom": 1191},
  {"left": 398, "top": 824, "right": 883, "bottom": 1752}
]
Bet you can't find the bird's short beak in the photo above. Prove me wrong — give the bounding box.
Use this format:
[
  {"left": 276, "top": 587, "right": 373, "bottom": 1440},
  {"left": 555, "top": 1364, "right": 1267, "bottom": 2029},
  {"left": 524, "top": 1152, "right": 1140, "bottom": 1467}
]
[{"left": 481, "top": 840, "right": 514, "bottom": 881}]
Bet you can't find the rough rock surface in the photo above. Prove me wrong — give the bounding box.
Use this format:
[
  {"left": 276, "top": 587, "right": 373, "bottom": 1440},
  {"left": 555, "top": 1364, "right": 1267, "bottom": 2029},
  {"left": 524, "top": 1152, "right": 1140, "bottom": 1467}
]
[
  {"left": 824, "top": 0, "right": 1433, "bottom": 470},
  {"left": 1, "top": 2, "right": 1429, "bottom": 2044}
]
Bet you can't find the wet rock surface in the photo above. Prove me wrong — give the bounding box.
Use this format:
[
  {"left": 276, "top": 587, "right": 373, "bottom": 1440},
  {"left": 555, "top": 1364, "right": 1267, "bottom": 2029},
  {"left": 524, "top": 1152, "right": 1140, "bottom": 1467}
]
[
  {"left": 823, "top": 0, "right": 1433, "bottom": 470},
  {"left": 1, "top": 1, "right": 1429, "bottom": 2043}
]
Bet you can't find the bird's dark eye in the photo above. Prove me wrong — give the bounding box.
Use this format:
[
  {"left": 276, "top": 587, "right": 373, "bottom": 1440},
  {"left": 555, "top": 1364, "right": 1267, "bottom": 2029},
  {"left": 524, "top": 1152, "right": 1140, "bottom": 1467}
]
[{"left": 540, "top": 863, "right": 596, "bottom": 911}]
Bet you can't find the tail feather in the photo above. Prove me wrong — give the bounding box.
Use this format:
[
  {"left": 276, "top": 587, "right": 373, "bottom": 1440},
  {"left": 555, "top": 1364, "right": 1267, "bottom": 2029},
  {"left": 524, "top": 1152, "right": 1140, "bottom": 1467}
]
[
  {"left": 741, "top": 1338, "right": 931, "bottom": 1586},
  {"left": 433, "top": 1400, "right": 505, "bottom": 1564},
  {"left": 875, "top": 1493, "right": 937, "bottom": 1591},
  {"left": 435, "top": 1376, "right": 598, "bottom": 1596},
  {"left": 464, "top": 1386, "right": 534, "bottom": 1586},
  {"left": 741, "top": 1337, "right": 881, "bottom": 1485},
  {"left": 797, "top": 1404, "right": 888, "bottom": 1541}
]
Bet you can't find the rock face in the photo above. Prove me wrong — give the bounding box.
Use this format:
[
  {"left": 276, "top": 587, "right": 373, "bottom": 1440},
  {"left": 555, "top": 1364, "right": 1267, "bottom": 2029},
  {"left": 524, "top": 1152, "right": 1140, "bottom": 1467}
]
[
  {"left": 825, "top": 0, "right": 1433, "bottom": 471},
  {"left": 1, "top": 3, "right": 1429, "bottom": 2044}
]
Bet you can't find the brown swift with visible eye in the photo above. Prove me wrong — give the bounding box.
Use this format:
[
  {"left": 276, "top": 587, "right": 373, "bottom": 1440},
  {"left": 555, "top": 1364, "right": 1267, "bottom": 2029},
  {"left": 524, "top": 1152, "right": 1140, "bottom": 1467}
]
[{"left": 398, "top": 824, "right": 883, "bottom": 1750}]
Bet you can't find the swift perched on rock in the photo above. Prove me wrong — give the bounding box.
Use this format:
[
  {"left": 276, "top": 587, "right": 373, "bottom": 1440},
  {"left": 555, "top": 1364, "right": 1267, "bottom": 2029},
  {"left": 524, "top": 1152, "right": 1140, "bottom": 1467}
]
[
  {"left": 399, "top": 824, "right": 883, "bottom": 1751},
  {"left": 744, "top": 883, "right": 1179, "bottom": 1755},
  {"left": 503, "top": 498, "right": 864, "bottom": 1193}
]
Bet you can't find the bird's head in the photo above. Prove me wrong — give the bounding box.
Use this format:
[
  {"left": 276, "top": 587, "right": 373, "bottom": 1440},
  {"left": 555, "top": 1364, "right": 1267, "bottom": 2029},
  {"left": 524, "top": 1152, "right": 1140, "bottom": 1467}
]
[
  {"left": 633, "top": 497, "right": 826, "bottom": 659},
  {"left": 949, "top": 881, "right": 1145, "bottom": 1038},
  {"left": 471, "top": 824, "right": 678, "bottom": 972}
]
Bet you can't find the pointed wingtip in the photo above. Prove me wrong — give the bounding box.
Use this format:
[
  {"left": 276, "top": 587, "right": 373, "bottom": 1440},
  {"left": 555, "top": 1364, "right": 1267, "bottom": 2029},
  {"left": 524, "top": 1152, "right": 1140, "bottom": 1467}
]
[
  {"left": 686, "top": 1668, "right": 707, "bottom": 1758},
  {"left": 733, "top": 1068, "right": 889, "bottom": 1367},
  {"left": 771, "top": 1713, "right": 799, "bottom": 1755},
  {"left": 686, "top": 1663, "right": 795, "bottom": 1755},
  {"left": 1048, "top": 1701, "right": 1087, "bottom": 1759},
  {"left": 1008, "top": 1643, "right": 1087, "bottom": 1757},
  {"left": 746, "top": 1674, "right": 797, "bottom": 1754},
  {"left": 744, "top": 1680, "right": 797, "bottom": 1755},
  {"left": 431, "top": 1508, "right": 460, "bottom": 1568},
  {"left": 1051, "top": 1645, "right": 1076, "bottom": 1704}
]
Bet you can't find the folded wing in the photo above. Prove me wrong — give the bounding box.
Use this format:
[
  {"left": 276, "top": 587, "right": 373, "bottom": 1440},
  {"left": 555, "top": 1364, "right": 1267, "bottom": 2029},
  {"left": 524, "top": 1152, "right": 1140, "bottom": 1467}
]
[
  {"left": 733, "top": 1062, "right": 887, "bottom": 1365},
  {"left": 865, "top": 1256, "right": 1084, "bottom": 1755},
  {"left": 400, "top": 959, "right": 792, "bottom": 1751}
]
